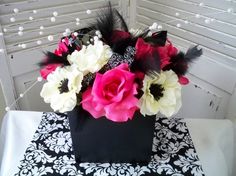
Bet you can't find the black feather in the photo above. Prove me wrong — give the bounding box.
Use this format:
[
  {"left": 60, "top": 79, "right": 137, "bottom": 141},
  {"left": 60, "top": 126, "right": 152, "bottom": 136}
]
[
  {"left": 163, "top": 45, "right": 202, "bottom": 75},
  {"left": 38, "top": 52, "right": 70, "bottom": 67},
  {"left": 93, "top": 2, "right": 114, "bottom": 45},
  {"left": 185, "top": 45, "right": 203, "bottom": 62},
  {"left": 132, "top": 50, "right": 161, "bottom": 74},
  {"left": 144, "top": 31, "right": 167, "bottom": 46},
  {"left": 114, "top": 9, "right": 128, "bottom": 32}
]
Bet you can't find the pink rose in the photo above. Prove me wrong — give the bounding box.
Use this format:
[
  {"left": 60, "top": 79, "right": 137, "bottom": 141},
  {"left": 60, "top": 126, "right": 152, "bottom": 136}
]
[{"left": 82, "top": 63, "right": 139, "bottom": 122}]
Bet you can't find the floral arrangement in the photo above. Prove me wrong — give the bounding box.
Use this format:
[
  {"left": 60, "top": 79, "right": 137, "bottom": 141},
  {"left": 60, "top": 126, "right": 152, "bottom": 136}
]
[{"left": 39, "top": 4, "right": 202, "bottom": 122}]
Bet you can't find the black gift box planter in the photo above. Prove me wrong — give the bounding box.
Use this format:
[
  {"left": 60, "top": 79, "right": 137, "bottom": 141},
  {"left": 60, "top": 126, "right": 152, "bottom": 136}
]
[{"left": 68, "top": 106, "right": 156, "bottom": 163}]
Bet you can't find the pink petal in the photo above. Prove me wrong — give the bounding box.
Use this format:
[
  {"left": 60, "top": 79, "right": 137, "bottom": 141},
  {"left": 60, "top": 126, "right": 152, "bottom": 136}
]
[
  {"left": 81, "top": 88, "right": 105, "bottom": 119},
  {"left": 179, "top": 76, "right": 189, "bottom": 85},
  {"left": 40, "top": 64, "right": 61, "bottom": 79}
]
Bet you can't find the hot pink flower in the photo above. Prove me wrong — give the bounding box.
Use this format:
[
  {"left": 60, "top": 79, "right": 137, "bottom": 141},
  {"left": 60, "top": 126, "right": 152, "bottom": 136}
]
[
  {"left": 82, "top": 63, "right": 139, "bottom": 122},
  {"left": 54, "top": 37, "right": 69, "bottom": 56},
  {"left": 40, "top": 64, "right": 61, "bottom": 80},
  {"left": 135, "top": 38, "right": 178, "bottom": 69}
]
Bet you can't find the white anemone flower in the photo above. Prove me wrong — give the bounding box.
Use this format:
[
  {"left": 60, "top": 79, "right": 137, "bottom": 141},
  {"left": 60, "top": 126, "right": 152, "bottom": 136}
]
[
  {"left": 139, "top": 70, "right": 182, "bottom": 117},
  {"left": 40, "top": 66, "right": 83, "bottom": 113},
  {"left": 67, "top": 39, "right": 112, "bottom": 75}
]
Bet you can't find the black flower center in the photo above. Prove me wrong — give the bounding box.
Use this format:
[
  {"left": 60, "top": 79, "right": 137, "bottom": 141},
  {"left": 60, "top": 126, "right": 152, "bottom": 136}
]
[
  {"left": 149, "top": 84, "right": 164, "bottom": 101},
  {"left": 58, "top": 79, "right": 69, "bottom": 94}
]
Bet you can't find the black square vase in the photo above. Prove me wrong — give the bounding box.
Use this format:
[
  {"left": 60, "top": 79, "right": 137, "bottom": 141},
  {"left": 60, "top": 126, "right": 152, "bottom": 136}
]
[{"left": 68, "top": 106, "right": 156, "bottom": 163}]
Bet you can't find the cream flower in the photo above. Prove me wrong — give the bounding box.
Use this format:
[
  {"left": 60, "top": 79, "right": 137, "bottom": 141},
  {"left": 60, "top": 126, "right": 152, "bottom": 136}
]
[
  {"left": 139, "top": 70, "right": 182, "bottom": 117},
  {"left": 40, "top": 66, "right": 83, "bottom": 113},
  {"left": 67, "top": 39, "right": 112, "bottom": 74}
]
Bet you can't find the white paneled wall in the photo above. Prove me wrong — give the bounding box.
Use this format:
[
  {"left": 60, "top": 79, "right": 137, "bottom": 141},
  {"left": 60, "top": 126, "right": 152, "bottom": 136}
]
[
  {"left": 0, "top": 0, "right": 120, "bottom": 54},
  {"left": 132, "top": 0, "right": 236, "bottom": 119},
  {"left": 0, "top": 0, "right": 127, "bottom": 111},
  {"left": 134, "top": 0, "right": 236, "bottom": 65}
]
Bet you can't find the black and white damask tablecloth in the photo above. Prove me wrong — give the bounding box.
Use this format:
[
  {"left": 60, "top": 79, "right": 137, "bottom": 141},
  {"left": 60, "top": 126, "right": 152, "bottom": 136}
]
[{"left": 15, "top": 112, "right": 205, "bottom": 176}]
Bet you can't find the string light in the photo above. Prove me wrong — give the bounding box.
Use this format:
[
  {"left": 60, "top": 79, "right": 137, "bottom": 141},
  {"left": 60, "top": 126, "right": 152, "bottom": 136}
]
[
  {"left": 10, "top": 17, "right": 16, "bottom": 22},
  {"left": 204, "top": 19, "right": 210, "bottom": 24},
  {"left": 53, "top": 11, "right": 58, "bottom": 17},
  {"left": 227, "top": 8, "right": 234, "bottom": 13},
  {"left": 184, "top": 20, "right": 189, "bottom": 24},
  {"left": 195, "top": 14, "right": 201, "bottom": 18},
  {"left": 154, "top": 9, "right": 230, "bottom": 31},
  {"left": 176, "top": 23, "right": 181, "bottom": 28},
  {"left": 199, "top": 2, "right": 204, "bottom": 7},
  {"left": 86, "top": 9, "right": 92, "bottom": 14},
  {"left": 5, "top": 107, "right": 10, "bottom": 112},
  {"left": 21, "top": 44, "right": 26, "bottom": 48},
  {"left": 65, "top": 28, "right": 71, "bottom": 33},
  {"left": 50, "top": 17, "right": 56, "bottom": 22},
  {"left": 5, "top": 78, "right": 41, "bottom": 111},
  {"left": 1, "top": 0, "right": 234, "bottom": 54},
  {"left": 37, "top": 77, "right": 43, "bottom": 82},
  {"left": 29, "top": 16, "right": 34, "bottom": 21},
  {"left": 18, "top": 26, "right": 24, "bottom": 31},
  {"left": 47, "top": 35, "right": 54, "bottom": 41},
  {"left": 18, "top": 31, "right": 23, "bottom": 36},
  {"left": 0, "top": 32, "right": 3, "bottom": 36},
  {"left": 36, "top": 40, "right": 42, "bottom": 45},
  {"left": 13, "top": 8, "right": 19, "bottom": 13},
  {"left": 0, "top": 49, "right": 4, "bottom": 53}
]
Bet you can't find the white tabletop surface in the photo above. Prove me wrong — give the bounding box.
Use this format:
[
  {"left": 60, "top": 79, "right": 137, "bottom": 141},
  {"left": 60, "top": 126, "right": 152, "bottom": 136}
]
[{"left": 0, "top": 111, "right": 235, "bottom": 176}]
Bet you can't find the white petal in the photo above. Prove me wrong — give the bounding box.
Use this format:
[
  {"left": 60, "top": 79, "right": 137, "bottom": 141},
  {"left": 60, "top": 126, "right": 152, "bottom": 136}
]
[
  {"left": 40, "top": 82, "right": 59, "bottom": 103},
  {"left": 51, "top": 92, "right": 77, "bottom": 112}
]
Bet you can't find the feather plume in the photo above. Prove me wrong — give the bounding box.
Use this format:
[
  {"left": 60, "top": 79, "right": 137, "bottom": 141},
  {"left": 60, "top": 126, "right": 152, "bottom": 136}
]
[
  {"left": 163, "top": 45, "right": 202, "bottom": 75},
  {"left": 38, "top": 52, "right": 70, "bottom": 67},
  {"left": 144, "top": 31, "right": 167, "bottom": 46},
  {"left": 114, "top": 9, "right": 128, "bottom": 32},
  {"left": 132, "top": 50, "right": 161, "bottom": 74},
  {"left": 185, "top": 45, "right": 203, "bottom": 62},
  {"left": 93, "top": 2, "right": 114, "bottom": 45}
]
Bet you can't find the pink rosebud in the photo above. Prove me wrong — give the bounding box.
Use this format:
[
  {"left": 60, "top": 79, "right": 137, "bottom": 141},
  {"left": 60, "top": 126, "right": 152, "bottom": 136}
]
[{"left": 82, "top": 63, "right": 139, "bottom": 122}]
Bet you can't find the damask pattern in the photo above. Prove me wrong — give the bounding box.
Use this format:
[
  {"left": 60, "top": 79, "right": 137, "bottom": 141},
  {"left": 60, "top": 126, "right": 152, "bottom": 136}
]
[{"left": 15, "top": 112, "right": 204, "bottom": 176}]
